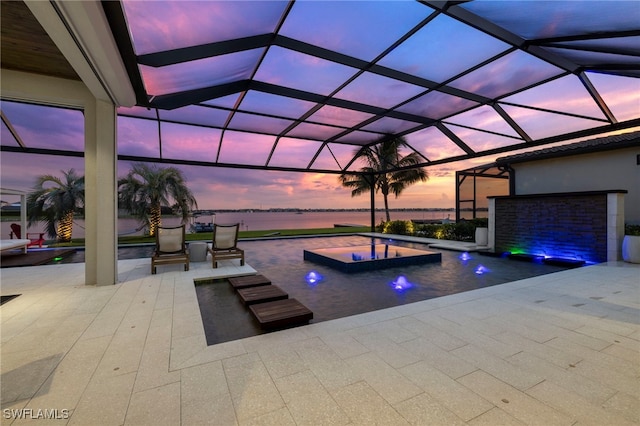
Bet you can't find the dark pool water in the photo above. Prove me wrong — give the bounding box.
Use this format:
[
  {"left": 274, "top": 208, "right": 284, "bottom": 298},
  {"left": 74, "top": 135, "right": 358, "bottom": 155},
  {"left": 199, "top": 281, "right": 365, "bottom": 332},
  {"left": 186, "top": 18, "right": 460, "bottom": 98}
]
[{"left": 194, "top": 235, "right": 569, "bottom": 345}]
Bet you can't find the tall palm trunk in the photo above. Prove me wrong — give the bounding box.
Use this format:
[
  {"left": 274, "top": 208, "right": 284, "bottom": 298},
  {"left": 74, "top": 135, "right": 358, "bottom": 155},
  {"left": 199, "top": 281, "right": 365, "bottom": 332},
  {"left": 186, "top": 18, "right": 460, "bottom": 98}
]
[
  {"left": 149, "top": 204, "right": 161, "bottom": 237},
  {"left": 381, "top": 181, "right": 391, "bottom": 221},
  {"left": 57, "top": 210, "right": 74, "bottom": 242},
  {"left": 383, "top": 193, "right": 391, "bottom": 222}
]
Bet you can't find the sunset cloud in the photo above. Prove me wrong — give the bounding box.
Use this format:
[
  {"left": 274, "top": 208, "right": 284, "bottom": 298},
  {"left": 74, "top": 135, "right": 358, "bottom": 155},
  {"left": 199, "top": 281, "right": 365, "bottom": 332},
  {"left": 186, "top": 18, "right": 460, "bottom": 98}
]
[{"left": 2, "top": 0, "right": 638, "bottom": 214}]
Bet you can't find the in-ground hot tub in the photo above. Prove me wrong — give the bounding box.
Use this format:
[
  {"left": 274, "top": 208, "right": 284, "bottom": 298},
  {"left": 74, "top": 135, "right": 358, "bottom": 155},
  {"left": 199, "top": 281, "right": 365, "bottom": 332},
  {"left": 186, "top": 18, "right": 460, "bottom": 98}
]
[{"left": 303, "top": 243, "right": 441, "bottom": 272}]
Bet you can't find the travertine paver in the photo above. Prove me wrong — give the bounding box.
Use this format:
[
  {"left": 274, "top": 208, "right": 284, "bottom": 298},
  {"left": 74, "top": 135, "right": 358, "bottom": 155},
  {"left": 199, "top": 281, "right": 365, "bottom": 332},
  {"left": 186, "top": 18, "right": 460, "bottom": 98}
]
[
  {"left": 222, "top": 352, "right": 286, "bottom": 421},
  {"left": 0, "top": 252, "right": 638, "bottom": 425},
  {"left": 330, "top": 381, "right": 410, "bottom": 425},
  {"left": 125, "top": 382, "right": 181, "bottom": 425},
  {"left": 344, "top": 352, "right": 423, "bottom": 405},
  {"left": 525, "top": 380, "right": 636, "bottom": 426},
  {"left": 399, "top": 361, "right": 494, "bottom": 421},
  {"left": 257, "top": 346, "right": 308, "bottom": 380},
  {"left": 507, "top": 351, "right": 616, "bottom": 404},
  {"left": 274, "top": 369, "right": 350, "bottom": 425},
  {"left": 457, "top": 370, "right": 574, "bottom": 426},
  {"left": 393, "top": 392, "right": 467, "bottom": 426},
  {"left": 292, "top": 337, "right": 362, "bottom": 392},
  {"left": 353, "top": 331, "right": 422, "bottom": 369},
  {"left": 180, "top": 361, "right": 236, "bottom": 426}
]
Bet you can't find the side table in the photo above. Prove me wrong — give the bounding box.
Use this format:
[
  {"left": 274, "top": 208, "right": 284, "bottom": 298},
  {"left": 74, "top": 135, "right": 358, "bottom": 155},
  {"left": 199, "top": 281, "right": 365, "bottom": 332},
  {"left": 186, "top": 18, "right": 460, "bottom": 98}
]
[{"left": 189, "top": 242, "right": 208, "bottom": 262}]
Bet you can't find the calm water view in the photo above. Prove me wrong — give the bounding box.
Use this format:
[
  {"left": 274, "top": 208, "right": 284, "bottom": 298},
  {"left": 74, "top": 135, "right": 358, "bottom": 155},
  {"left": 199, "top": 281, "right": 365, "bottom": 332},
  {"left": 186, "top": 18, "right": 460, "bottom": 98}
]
[{"left": 2, "top": 210, "right": 455, "bottom": 239}]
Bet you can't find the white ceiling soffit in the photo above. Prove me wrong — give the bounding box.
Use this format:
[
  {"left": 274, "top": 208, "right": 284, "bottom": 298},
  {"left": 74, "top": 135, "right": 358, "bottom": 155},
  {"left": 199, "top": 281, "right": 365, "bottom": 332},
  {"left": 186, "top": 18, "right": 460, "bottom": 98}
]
[{"left": 24, "top": 0, "right": 136, "bottom": 107}]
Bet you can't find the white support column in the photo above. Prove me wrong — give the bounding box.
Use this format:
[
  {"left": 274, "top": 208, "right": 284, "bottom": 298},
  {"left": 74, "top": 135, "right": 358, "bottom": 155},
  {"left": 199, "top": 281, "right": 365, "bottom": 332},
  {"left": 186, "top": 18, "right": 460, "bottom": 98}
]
[
  {"left": 84, "top": 98, "right": 118, "bottom": 285},
  {"left": 607, "top": 192, "right": 625, "bottom": 262},
  {"left": 19, "top": 193, "right": 27, "bottom": 239},
  {"left": 487, "top": 197, "right": 496, "bottom": 252},
  {"left": 20, "top": 192, "right": 27, "bottom": 254}
]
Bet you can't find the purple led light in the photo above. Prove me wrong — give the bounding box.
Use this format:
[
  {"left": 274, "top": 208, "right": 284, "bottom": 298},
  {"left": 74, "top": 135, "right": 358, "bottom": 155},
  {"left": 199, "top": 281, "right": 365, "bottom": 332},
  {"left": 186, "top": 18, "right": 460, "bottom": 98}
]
[
  {"left": 390, "top": 275, "right": 413, "bottom": 291},
  {"left": 459, "top": 252, "right": 472, "bottom": 261},
  {"left": 305, "top": 271, "right": 323, "bottom": 285},
  {"left": 475, "top": 264, "right": 489, "bottom": 275}
]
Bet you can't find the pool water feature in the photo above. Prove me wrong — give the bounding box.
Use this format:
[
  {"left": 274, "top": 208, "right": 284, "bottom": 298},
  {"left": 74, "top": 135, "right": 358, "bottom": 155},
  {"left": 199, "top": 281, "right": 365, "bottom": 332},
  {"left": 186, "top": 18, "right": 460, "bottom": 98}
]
[
  {"left": 194, "top": 235, "right": 571, "bottom": 345},
  {"left": 303, "top": 243, "right": 441, "bottom": 272}
]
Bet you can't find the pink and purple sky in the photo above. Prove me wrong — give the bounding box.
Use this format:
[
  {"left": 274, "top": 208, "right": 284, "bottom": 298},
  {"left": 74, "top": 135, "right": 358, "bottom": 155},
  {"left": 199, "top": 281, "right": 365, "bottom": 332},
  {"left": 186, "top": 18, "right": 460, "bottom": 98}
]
[
  {"left": 0, "top": 98, "right": 486, "bottom": 210},
  {"left": 0, "top": 149, "right": 465, "bottom": 211},
  {"left": 2, "top": 1, "right": 638, "bottom": 210},
  {"left": 2, "top": 72, "right": 638, "bottom": 211}
]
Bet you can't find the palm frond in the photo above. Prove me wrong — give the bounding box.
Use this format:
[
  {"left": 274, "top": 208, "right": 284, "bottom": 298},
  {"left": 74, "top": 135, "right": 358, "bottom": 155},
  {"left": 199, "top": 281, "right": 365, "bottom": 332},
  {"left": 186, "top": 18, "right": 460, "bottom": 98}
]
[
  {"left": 338, "top": 134, "right": 429, "bottom": 219},
  {"left": 118, "top": 163, "right": 198, "bottom": 232},
  {"left": 27, "top": 169, "right": 84, "bottom": 239}
]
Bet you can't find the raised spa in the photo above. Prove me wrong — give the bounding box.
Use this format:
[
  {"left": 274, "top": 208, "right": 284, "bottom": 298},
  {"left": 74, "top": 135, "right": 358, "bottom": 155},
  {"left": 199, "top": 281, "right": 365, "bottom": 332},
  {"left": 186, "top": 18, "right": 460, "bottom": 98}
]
[{"left": 303, "top": 243, "right": 441, "bottom": 272}]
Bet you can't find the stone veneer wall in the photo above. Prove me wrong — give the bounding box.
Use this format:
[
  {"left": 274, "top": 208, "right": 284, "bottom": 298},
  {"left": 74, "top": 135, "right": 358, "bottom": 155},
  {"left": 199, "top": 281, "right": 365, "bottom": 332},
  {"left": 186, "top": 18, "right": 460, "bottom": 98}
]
[{"left": 489, "top": 190, "right": 626, "bottom": 263}]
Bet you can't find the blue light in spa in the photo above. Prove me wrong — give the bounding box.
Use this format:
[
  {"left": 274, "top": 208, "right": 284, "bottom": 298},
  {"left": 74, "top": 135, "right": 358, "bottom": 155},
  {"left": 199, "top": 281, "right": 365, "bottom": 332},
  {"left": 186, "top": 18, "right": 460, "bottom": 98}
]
[
  {"left": 391, "top": 275, "right": 413, "bottom": 292},
  {"left": 305, "top": 271, "right": 323, "bottom": 285},
  {"left": 475, "top": 265, "right": 489, "bottom": 275}
]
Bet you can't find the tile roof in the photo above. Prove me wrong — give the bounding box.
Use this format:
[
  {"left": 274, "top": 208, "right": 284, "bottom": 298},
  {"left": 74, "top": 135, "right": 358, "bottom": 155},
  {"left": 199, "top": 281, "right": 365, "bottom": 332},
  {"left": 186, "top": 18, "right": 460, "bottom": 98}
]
[{"left": 496, "top": 130, "right": 640, "bottom": 165}]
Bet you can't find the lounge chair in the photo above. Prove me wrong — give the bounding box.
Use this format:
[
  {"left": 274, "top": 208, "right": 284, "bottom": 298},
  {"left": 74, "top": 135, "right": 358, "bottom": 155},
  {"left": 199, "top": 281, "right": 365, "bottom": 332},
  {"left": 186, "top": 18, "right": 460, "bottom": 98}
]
[
  {"left": 151, "top": 225, "right": 189, "bottom": 274},
  {"left": 208, "top": 223, "right": 244, "bottom": 268},
  {"left": 1, "top": 239, "right": 30, "bottom": 254},
  {"left": 9, "top": 223, "right": 20, "bottom": 239},
  {"left": 9, "top": 223, "right": 45, "bottom": 248}
]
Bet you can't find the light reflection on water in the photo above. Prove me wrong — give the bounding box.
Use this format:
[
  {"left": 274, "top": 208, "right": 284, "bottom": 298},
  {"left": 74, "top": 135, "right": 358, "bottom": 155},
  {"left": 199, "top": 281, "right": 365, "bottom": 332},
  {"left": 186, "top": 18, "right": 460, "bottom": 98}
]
[{"left": 311, "top": 244, "right": 431, "bottom": 262}]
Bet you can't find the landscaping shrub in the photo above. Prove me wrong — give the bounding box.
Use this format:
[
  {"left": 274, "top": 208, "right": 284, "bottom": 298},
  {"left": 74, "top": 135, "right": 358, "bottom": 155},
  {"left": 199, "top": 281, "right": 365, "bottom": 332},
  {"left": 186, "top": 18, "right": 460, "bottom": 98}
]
[
  {"left": 380, "top": 220, "right": 415, "bottom": 235},
  {"left": 625, "top": 224, "right": 640, "bottom": 236},
  {"left": 415, "top": 218, "right": 488, "bottom": 242}
]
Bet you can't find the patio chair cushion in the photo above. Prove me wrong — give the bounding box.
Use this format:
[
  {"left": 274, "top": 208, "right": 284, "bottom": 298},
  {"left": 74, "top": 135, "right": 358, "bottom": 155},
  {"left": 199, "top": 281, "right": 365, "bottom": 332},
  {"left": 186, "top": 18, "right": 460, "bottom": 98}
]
[
  {"left": 215, "top": 234, "right": 235, "bottom": 249},
  {"left": 159, "top": 233, "right": 182, "bottom": 253}
]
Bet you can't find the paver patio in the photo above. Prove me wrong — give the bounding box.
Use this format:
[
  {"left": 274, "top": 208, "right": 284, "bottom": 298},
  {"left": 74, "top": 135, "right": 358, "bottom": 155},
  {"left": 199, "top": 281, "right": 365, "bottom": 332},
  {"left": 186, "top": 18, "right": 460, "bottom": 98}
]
[{"left": 1, "top": 239, "right": 638, "bottom": 425}]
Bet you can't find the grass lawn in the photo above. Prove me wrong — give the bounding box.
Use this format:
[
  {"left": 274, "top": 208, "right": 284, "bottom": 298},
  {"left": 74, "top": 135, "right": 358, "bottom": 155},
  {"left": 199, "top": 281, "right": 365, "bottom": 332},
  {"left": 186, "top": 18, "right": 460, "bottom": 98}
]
[{"left": 48, "top": 226, "right": 371, "bottom": 247}]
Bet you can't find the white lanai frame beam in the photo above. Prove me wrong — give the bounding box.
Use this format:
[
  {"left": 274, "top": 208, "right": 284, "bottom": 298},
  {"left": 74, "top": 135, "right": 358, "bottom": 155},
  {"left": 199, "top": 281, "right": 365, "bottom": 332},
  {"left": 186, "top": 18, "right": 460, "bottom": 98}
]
[
  {"left": 1, "top": 70, "right": 118, "bottom": 286},
  {"left": 1, "top": 1, "right": 136, "bottom": 285}
]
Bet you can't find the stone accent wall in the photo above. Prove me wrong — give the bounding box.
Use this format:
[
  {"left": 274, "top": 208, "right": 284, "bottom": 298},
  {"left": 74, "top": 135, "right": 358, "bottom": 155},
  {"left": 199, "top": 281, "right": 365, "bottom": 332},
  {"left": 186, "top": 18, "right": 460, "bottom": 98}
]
[{"left": 490, "top": 191, "right": 625, "bottom": 263}]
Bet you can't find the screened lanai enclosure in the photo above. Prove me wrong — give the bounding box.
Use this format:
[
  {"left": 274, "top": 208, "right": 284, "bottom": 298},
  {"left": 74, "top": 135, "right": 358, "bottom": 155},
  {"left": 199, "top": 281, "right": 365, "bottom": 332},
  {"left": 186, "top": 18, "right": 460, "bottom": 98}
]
[
  {"left": 2, "top": 1, "right": 639, "bottom": 174},
  {"left": 456, "top": 164, "right": 510, "bottom": 221},
  {"left": 1, "top": 0, "right": 639, "bottom": 286}
]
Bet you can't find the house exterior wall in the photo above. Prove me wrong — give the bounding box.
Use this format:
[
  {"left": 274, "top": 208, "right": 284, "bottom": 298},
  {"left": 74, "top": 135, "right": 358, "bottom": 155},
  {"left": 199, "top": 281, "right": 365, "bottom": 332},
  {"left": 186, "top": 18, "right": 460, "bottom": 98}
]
[{"left": 512, "top": 146, "right": 640, "bottom": 223}]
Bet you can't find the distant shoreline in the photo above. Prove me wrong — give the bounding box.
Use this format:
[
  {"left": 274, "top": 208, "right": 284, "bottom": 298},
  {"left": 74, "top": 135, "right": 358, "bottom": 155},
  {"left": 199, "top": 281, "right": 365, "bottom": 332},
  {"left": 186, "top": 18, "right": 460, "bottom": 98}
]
[
  {"left": 189, "top": 207, "right": 459, "bottom": 213},
  {"left": 2, "top": 209, "right": 488, "bottom": 242},
  {"left": 0, "top": 207, "right": 492, "bottom": 221}
]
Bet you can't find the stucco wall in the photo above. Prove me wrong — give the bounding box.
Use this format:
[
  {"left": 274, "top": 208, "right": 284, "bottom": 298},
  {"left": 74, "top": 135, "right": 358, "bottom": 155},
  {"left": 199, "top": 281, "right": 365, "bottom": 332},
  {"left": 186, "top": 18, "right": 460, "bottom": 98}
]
[{"left": 512, "top": 147, "right": 640, "bottom": 223}]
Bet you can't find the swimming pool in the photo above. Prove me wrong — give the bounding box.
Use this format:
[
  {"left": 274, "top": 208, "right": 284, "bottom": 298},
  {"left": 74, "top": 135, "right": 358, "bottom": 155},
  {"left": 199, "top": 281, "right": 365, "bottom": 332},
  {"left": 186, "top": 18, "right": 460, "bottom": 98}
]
[{"left": 195, "top": 235, "right": 570, "bottom": 345}]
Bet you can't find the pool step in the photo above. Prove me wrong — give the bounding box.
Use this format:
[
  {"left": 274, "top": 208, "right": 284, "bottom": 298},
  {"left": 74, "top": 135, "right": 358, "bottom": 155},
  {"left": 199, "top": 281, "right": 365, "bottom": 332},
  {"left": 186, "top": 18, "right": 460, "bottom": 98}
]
[
  {"left": 229, "top": 273, "right": 313, "bottom": 329},
  {"left": 228, "top": 274, "right": 271, "bottom": 289},
  {"left": 237, "top": 284, "right": 288, "bottom": 305},
  {"left": 249, "top": 298, "right": 313, "bottom": 329}
]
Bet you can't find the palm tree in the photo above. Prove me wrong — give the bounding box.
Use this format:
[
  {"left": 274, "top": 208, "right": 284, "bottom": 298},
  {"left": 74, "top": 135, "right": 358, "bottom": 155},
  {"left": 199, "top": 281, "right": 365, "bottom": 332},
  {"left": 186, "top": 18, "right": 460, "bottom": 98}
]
[
  {"left": 27, "top": 169, "right": 85, "bottom": 242},
  {"left": 118, "top": 163, "right": 197, "bottom": 237},
  {"left": 339, "top": 135, "right": 428, "bottom": 222}
]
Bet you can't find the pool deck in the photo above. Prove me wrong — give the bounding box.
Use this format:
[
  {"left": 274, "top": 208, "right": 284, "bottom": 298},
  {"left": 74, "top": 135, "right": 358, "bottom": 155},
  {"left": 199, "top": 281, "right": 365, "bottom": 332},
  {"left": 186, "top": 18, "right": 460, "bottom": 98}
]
[{"left": 1, "top": 236, "right": 639, "bottom": 425}]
